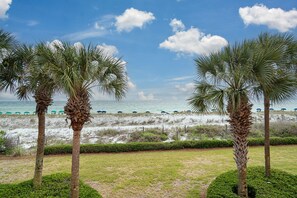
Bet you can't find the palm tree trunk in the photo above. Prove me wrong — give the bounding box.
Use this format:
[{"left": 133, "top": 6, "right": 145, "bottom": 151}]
[
  {"left": 33, "top": 111, "right": 46, "bottom": 189},
  {"left": 228, "top": 100, "right": 252, "bottom": 198},
  {"left": 71, "top": 129, "right": 81, "bottom": 198},
  {"left": 65, "top": 92, "right": 91, "bottom": 198},
  {"left": 233, "top": 131, "right": 248, "bottom": 198},
  {"left": 264, "top": 95, "right": 271, "bottom": 177}
]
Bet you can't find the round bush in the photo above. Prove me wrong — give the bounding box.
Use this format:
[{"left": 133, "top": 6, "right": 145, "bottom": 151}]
[
  {"left": 0, "top": 173, "right": 102, "bottom": 198},
  {"left": 207, "top": 167, "right": 297, "bottom": 198}
]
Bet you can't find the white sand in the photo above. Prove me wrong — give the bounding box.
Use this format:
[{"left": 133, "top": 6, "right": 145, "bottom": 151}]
[{"left": 1, "top": 112, "right": 296, "bottom": 149}]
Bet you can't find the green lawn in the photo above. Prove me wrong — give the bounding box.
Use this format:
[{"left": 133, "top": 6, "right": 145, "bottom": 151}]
[{"left": 0, "top": 145, "right": 296, "bottom": 198}]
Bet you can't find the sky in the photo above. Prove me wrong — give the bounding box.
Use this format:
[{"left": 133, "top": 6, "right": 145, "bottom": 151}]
[{"left": 0, "top": 0, "right": 297, "bottom": 102}]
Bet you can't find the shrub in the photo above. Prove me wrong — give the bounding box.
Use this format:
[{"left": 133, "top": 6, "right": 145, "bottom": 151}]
[
  {"left": 251, "top": 122, "right": 297, "bottom": 138},
  {"left": 0, "top": 173, "right": 101, "bottom": 198},
  {"left": 129, "top": 129, "right": 168, "bottom": 142},
  {"left": 0, "top": 131, "right": 22, "bottom": 155},
  {"left": 187, "top": 125, "right": 230, "bottom": 139},
  {"left": 207, "top": 167, "right": 297, "bottom": 198},
  {"left": 97, "top": 129, "right": 120, "bottom": 137},
  {"left": 44, "top": 137, "right": 297, "bottom": 155}
]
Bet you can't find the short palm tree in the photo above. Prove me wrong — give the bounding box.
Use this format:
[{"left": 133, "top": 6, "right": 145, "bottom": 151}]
[
  {"left": 253, "top": 33, "right": 297, "bottom": 177},
  {"left": 37, "top": 41, "right": 127, "bottom": 198},
  {"left": 0, "top": 43, "right": 57, "bottom": 189},
  {"left": 189, "top": 41, "right": 274, "bottom": 198}
]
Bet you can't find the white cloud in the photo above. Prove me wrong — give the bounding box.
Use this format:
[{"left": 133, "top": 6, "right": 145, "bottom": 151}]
[
  {"left": 0, "top": 0, "right": 12, "bottom": 19},
  {"left": 167, "top": 75, "right": 194, "bottom": 81},
  {"left": 127, "top": 77, "right": 136, "bottom": 90},
  {"left": 175, "top": 83, "right": 195, "bottom": 92},
  {"left": 239, "top": 4, "right": 297, "bottom": 32},
  {"left": 160, "top": 21, "right": 228, "bottom": 56},
  {"left": 63, "top": 15, "right": 114, "bottom": 41},
  {"left": 27, "top": 20, "right": 39, "bottom": 26},
  {"left": 115, "top": 8, "right": 155, "bottom": 32},
  {"left": 170, "top": 18, "right": 185, "bottom": 32},
  {"left": 94, "top": 22, "right": 105, "bottom": 30},
  {"left": 63, "top": 29, "right": 107, "bottom": 41},
  {"left": 138, "top": 91, "right": 155, "bottom": 101},
  {"left": 96, "top": 43, "right": 118, "bottom": 57},
  {"left": 94, "top": 14, "right": 115, "bottom": 30}
]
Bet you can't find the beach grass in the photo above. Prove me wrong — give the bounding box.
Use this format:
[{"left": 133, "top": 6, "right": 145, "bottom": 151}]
[{"left": 0, "top": 145, "right": 296, "bottom": 197}]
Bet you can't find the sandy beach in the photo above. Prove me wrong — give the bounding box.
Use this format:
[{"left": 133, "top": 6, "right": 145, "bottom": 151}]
[{"left": 1, "top": 111, "right": 297, "bottom": 149}]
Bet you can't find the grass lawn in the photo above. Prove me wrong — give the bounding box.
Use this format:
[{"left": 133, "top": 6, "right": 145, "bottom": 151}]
[{"left": 0, "top": 145, "right": 296, "bottom": 198}]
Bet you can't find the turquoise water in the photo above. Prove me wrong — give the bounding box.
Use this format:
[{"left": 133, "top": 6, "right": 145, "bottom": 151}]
[
  {"left": 0, "top": 100, "right": 190, "bottom": 114},
  {"left": 0, "top": 99, "right": 297, "bottom": 114}
]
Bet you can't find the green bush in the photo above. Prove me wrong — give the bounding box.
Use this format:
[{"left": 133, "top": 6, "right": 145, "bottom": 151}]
[
  {"left": 187, "top": 125, "right": 229, "bottom": 139},
  {"left": 251, "top": 122, "right": 297, "bottom": 138},
  {"left": 44, "top": 137, "right": 297, "bottom": 155},
  {"left": 207, "top": 167, "right": 297, "bottom": 198},
  {"left": 97, "top": 129, "right": 120, "bottom": 137},
  {"left": 0, "top": 131, "right": 22, "bottom": 155},
  {"left": 129, "top": 129, "right": 168, "bottom": 142},
  {"left": 0, "top": 173, "right": 101, "bottom": 198}
]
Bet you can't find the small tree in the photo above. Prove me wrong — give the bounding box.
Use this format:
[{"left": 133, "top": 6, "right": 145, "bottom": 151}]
[
  {"left": 0, "top": 43, "right": 57, "bottom": 188},
  {"left": 253, "top": 33, "right": 297, "bottom": 177},
  {"left": 189, "top": 41, "right": 275, "bottom": 197},
  {"left": 38, "top": 41, "right": 127, "bottom": 198}
]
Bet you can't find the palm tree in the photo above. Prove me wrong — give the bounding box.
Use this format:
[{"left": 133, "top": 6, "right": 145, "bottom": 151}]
[
  {"left": 37, "top": 41, "right": 127, "bottom": 198},
  {"left": 0, "top": 30, "right": 18, "bottom": 92},
  {"left": 253, "top": 33, "right": 297, "bottom": 177},
  {"left": 189, "top": 41, "right": 274, "bottom": 198},
  {"left": 0, "top": 29, "right": 16, "bottom": 50},
  {"left": 0, "top": 44, "right": 57, "bottom": 189}
]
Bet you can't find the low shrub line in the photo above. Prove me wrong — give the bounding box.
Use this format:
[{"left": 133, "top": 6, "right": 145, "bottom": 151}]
[{"left": 44, "top": 137, "right": 297, "bottom": 155}]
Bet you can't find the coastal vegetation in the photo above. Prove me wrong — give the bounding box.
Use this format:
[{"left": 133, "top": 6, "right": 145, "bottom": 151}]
[
  {"left": 42, "top": 137, "right": 297, "bottom": 155},
  {"left": 0, "top": 146, "right": 296, "bottom": 197},
  {"left": 0, "top": 30, "right": 59, "bottom": 189},
  {"left": 189, "top": 33, "right": 297, "bottom": 197},
  {"left": 189, "top": 41, "right": 260, "bottom": 197},
  {"left": 36, "top": 42, "right": 128, "bottom": 197},
  {"left": 253, "top": 33, "right": 297, "bottom": 177}
]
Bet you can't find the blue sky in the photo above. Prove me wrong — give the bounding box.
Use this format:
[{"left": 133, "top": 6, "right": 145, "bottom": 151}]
[{"left": 0, "top": 0, "right": 297, "bottom": 102}]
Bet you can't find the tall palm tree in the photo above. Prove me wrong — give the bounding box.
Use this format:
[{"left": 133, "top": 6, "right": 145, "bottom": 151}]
[
  {"left": 253, "top": 33, "right": 297, "bottom": 177},
  {"left": 37, "top": 41, "right": 127, "bottom": 198},
  {"left": 0, "top": 44, "right": 57, "bottom": 189},
  {"left": 189, "top": 41, "right": 274, "bottom": 198}
]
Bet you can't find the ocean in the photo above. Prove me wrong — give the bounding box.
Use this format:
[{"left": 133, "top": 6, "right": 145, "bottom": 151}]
[
  {"left": 0, "top": 99, "right": 297, "bottom": 115},
  {"left": 0, "top": 100, "right": 190, "bottom": 114}
]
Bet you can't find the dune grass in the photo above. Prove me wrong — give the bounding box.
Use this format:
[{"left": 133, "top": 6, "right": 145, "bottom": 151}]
[{"left": 0, "top": 145, "right": 296, "bottom": 198}]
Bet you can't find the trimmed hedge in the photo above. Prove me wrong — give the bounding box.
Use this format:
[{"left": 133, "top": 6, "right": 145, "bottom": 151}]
[
  {"left": 44, "top": 137, "right": 297, "bottom": 155},
  {"left": 207, "top": 167, "right": 297, "bottom": 198},
  {"left": 0, "top": 173, "right": 101, "bottom": 198}
]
